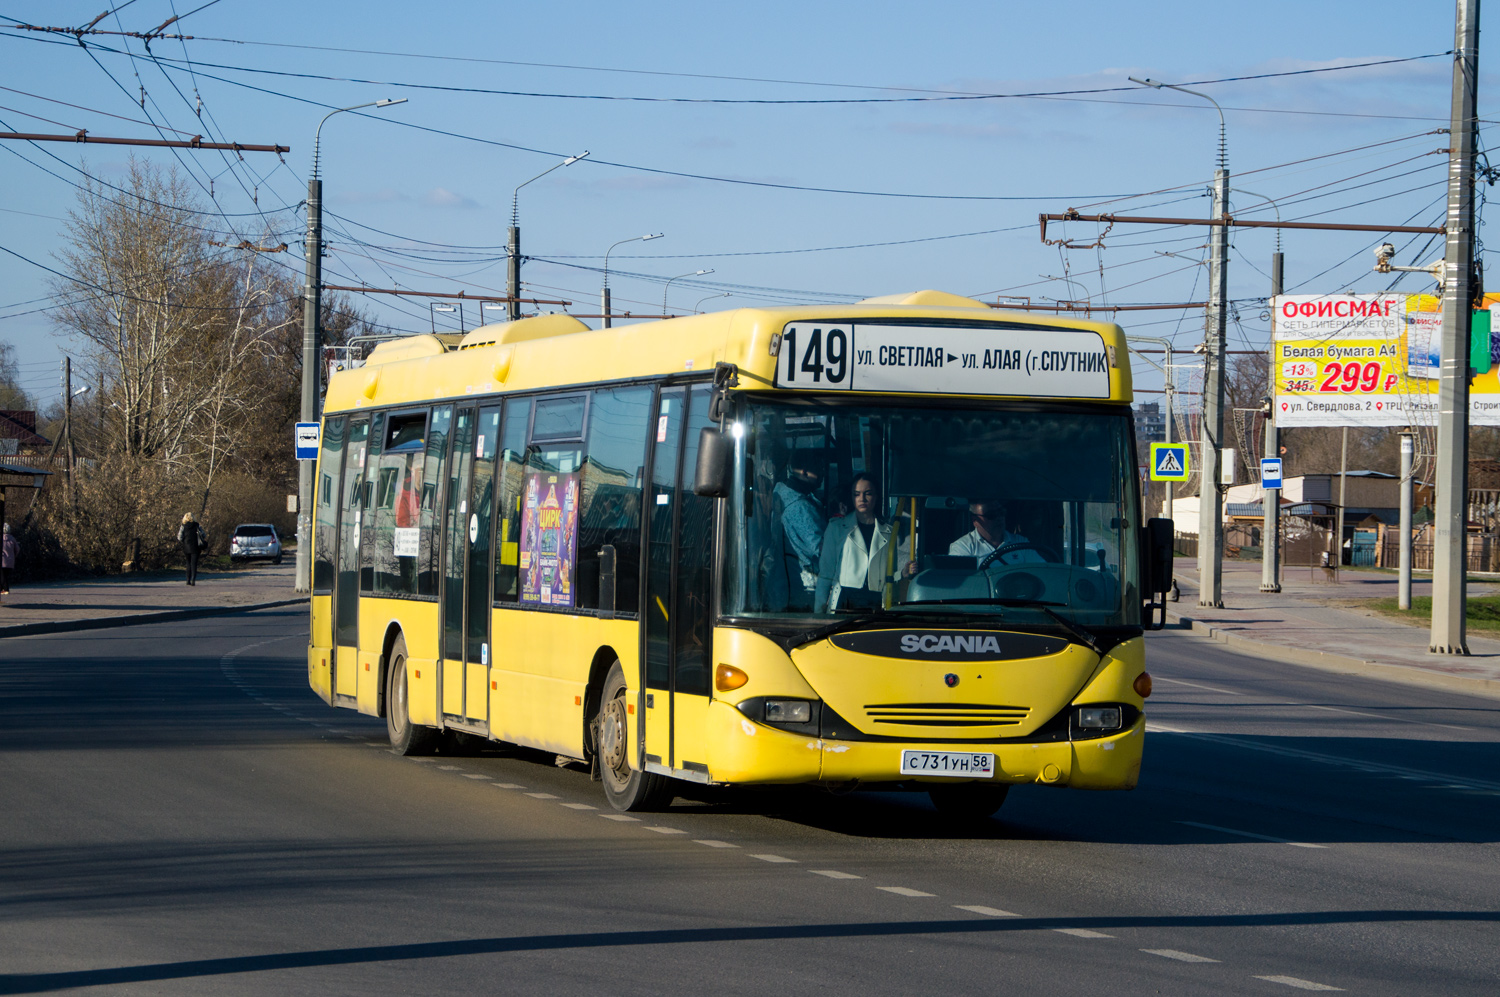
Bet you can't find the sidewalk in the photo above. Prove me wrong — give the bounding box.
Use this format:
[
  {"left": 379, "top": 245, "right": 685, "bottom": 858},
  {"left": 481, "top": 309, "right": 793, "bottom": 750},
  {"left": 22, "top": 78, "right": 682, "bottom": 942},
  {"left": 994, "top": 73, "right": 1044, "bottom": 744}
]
[
  {"left": 1168, "top": 559, "right": 1500, "bottom": 700},
  {"left": 0, "top": 561, "right": 302, "bottom": 637}
]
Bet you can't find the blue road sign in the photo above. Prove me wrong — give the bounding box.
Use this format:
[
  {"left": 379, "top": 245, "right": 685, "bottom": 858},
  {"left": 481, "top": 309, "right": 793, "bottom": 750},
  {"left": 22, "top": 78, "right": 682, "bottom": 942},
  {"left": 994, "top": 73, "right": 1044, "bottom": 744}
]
[
  {"left": 1260, "top": 457, "right": 1284, "bottom": 489},
  {"left": 1149, "top": 442, "right": 1190, "bottom": 482},
  {"left": 295, "top": 422, "right": 320, "bottom": 461}
]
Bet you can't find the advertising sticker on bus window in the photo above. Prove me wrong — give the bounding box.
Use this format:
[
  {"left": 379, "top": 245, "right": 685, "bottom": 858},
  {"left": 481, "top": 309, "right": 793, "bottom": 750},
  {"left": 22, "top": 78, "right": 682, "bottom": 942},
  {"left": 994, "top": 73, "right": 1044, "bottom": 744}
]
[
  {"left": 773, "top": 322, "right": 1112, "bottom": 398},
  {"left": 520, "top": 471, "right": 581, "bottom": 607}
]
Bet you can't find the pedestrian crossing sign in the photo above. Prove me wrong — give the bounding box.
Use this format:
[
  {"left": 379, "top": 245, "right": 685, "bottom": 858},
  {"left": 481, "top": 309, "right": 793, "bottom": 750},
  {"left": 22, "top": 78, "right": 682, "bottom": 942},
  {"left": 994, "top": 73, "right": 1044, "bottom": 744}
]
[{"left": 1149, "top": 442, "right": 1190, "bottom": 481}]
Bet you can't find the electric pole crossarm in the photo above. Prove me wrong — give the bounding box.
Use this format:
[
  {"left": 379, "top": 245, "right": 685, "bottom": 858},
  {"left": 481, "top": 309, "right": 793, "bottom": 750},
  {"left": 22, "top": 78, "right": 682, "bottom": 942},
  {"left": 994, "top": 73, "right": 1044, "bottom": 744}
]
[
  {"left": 0, "top": 132, "right": 288, "bottom": 153},
  {"left": 1038, "top": 212, "right": 1443, "bottom": 240}
]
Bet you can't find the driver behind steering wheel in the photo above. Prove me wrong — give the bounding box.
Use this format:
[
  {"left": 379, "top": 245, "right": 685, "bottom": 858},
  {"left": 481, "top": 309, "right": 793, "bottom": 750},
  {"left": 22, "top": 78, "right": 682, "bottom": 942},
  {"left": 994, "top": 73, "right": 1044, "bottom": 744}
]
[{"left": 949, "top": 500, "right": 1044, "bottom": 566}]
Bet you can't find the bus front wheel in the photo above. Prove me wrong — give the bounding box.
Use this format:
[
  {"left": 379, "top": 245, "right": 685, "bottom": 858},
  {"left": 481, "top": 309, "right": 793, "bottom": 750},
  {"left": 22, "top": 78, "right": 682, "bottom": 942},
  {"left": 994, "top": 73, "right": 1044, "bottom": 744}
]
[
  {"left": 597, "top": 661, "right": 670, "bottom": 812},
  {"left": 928, "top": 783, "right": 1009, "bottom": 819},
  {"left": 386, "top": 634, "right": 438, "bottom": 756}
]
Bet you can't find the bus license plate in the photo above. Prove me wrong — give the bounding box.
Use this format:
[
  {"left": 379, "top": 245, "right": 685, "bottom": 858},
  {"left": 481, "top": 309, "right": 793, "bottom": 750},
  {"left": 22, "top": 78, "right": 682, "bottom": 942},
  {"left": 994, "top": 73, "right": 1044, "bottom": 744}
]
[{"left": 900, "top": 750, "right": 995, "bottom": 778}]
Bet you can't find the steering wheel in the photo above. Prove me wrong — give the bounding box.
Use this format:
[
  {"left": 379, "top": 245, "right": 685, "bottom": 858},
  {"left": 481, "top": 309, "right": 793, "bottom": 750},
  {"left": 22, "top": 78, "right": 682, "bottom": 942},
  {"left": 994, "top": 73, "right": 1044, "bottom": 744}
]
[{"left": 978, "top": 541, "right": 1062, "bottom": 570}]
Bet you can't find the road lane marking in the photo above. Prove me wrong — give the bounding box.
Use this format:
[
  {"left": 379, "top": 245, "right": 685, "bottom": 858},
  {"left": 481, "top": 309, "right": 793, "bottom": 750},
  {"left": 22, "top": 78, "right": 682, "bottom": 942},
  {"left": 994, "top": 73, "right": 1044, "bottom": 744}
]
[
  {"left": 1254, "top": 975, "right": 1343, "bottom": 991},
  {"left": 1154, "top": 676, "right": 1241, "bottom": 695},
  {"left": 693, "top": 840, "right": 738, "bottom": 848},
  {"left": 1055, "top": 928, "right": 1112, "bottom": 938},
  {"left": 462, "top": 774, "right": 489, "bottom": 780},
  {"left": 600, "top": 814, "right": 640, "bottom": 822},
  {"left": 1177, "top": 821, "right": 1326, "bottom": 849},
  {"left": 644, "top": 826, "right": 686, "bottom": 834},
  {"left": 954, "top": 905, "right": 1018, "bottom": 917},
  {"left": 1155, "top": 729, "right": 1500, "bottom": 792},
  {"left": 492, "top": 783, "right": 524, "bottom": 789},
  {"left": 560, "top": 803, "right": 597, "bottom": 810},
  {"left": 437, "top": 765, "right": 463, "bottom": 771},
  {"left": 1301, "top": 703, "right": 1471, "bottom": 732},
  {"left": 810, "top": 870, "right": 862, "bottom": 879},
  {"left": 1142, "top": 949, "right": 1219, "bottom": 963},
  {"left": 877, "top": 886, "right": 935, "bottom": 897},
  {"left": 750, "top": 854, "right": 797, "bottom": 863},
  {"left": 524, "top": 792, "right": 560, "bottom": 799}
]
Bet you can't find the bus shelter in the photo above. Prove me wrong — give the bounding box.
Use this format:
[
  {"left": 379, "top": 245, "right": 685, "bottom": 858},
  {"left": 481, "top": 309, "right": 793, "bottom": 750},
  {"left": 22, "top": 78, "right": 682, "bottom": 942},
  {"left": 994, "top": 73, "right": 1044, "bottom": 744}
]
[{"left": 0, "top": 461, "right": 51, "bottom": 531}]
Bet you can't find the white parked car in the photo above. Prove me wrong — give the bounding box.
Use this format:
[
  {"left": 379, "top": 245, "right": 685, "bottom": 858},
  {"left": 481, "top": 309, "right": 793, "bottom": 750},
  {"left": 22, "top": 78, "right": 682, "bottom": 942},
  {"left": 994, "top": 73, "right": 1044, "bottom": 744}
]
[{"left": 230, "top": 524, "right": 283, "bottom": 564}]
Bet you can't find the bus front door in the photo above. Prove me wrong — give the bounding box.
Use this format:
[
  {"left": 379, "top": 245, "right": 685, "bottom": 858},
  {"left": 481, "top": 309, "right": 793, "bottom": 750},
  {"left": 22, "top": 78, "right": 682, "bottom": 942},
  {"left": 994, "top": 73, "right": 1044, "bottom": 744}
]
[
  {"left": 439, "top": 406, "right": 499, "bottom": 730},
  {"left": 643, "top": 384, "right": 716, "bottom": 778}
]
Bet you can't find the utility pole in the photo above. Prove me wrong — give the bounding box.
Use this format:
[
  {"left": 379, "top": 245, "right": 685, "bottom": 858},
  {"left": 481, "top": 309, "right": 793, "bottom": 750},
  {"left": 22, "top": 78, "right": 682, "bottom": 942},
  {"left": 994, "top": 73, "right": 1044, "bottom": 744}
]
[
  {"left": 1400, "top": 433, "right": 1414, "bottom": 610},
  {"left": 1198, "top": 165, "right": 1230, "bottom": 608},
  {"left": 63, "top": 356, "right": 75, "bottom": 508},
  {"left": 1431, "top": 0, "right": 1480, "bottom": 655},
  {"left": 507, "top": 226, "right": 521, "bottom": 321},
  {"left": 295, "top": 98, "right": 405, "bottom": 594},
  {"left": 1261, "top": 250, "right": 1284, "bottom": 592},
  {"left": 1336, "top": 426, "right": 1349, "bottom": 573}
]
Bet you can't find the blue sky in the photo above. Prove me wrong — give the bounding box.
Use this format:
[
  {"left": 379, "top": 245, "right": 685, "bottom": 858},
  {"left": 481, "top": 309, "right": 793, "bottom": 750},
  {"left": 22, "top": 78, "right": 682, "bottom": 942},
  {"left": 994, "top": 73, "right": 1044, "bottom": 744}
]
[{"left": 0, "top": 1, "right": 1489, "bottom": 408}]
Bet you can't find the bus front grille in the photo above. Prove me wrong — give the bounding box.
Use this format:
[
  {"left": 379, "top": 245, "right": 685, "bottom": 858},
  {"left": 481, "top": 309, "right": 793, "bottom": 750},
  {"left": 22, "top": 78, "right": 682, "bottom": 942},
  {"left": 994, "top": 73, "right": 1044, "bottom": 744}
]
[{"left": 863, "top": 703, "right": 1030, "bottom": 727}]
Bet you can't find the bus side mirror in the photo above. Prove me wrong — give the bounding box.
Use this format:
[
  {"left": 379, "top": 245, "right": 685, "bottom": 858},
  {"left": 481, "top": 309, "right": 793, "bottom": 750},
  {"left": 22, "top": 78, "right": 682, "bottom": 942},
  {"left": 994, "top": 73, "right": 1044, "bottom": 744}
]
[
  {"left": 694, "top": 427, "right": 733, "bottom": 497},
  {"left": 1141, "top": 518, "right": 1174, "bottom": 629}
]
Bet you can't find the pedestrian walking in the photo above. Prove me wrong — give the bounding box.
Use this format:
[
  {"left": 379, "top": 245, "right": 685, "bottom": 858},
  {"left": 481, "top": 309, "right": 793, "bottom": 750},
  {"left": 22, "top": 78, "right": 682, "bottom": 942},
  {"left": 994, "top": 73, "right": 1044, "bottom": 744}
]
[
  {"left": 1, "top": 522, "right": 17, "bottom": 601},
  {"left": 178, "top": 512, "right": 207, "bottom": 586}
]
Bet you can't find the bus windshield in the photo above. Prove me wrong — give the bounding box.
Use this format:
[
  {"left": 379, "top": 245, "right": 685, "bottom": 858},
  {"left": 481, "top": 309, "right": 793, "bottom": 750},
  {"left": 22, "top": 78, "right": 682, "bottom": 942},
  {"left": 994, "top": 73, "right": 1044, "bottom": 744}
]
[{"left": 723, "top": 396, "right": 1140, "bottom": 629}]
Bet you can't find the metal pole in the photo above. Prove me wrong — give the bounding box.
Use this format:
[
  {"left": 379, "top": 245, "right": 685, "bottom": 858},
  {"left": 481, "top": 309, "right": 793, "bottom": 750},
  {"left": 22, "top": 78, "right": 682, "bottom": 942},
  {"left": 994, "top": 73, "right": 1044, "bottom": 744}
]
[
  {"left": 64, "top": 356, "right": 75, "bottom": 508},
  {"left": 507, "top": 225, "right": 521, "bottom": 321},
  {"left": 1400, "top": 433, "right": 1414, "bottom": 609},
  {"left": 1431, "top": 0, "right": 1480, "bottom": 655},
  {"left": 1336, "top": 426, "right": 1348, "bottom": 572},
  {"left": 295, "top": 174, "right": 322, "bottom": 594},
  {"left": 601, "top": 285, "right": 612, "bottom": 329},
  {"left": 1197, "top": 166, "right": 1230, "bottom": 607},
  {"left": 1261, "top": 251, "right": 1284, "bottom": 592},
  {"left": 1164, "top": 341, "right": 1174, "bottom": 524}
]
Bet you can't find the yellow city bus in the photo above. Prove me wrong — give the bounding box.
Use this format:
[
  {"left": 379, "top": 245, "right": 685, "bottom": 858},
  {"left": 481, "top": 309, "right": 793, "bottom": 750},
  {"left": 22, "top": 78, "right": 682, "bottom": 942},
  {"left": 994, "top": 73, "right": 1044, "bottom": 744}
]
[{"left": 307, "top": 289, "right": 1172, "bottom": 815}]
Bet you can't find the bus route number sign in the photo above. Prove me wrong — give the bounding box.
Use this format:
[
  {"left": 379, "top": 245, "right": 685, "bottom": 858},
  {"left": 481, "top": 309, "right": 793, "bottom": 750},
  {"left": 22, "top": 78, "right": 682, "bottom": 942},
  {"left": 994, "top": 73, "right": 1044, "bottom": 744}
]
[
  {"left": 900, "top": 750, "right": 996, "bottom": 778},
  {"left": 775, "top": 322, "right": 1112, "bottom": 398}
]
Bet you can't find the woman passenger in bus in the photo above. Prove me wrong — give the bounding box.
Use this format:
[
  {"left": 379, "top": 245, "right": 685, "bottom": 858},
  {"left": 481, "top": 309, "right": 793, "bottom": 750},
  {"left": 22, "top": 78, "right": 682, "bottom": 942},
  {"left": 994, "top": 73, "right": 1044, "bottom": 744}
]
[{"left": 815, "top": 473, "right": 895, "bottom": 613}]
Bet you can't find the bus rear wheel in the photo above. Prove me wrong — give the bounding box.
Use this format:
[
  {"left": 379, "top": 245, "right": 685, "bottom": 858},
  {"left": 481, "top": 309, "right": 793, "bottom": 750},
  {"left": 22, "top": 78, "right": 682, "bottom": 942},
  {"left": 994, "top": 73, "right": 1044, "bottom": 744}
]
[
  {"left": 596, "top": 661, "right": 670, "bottom": 812},
  {"left": 928, "top": 783, "right": 1009, "bottom": 819},
  {"left": 386, "top": 634, "right": 438, "bottom": 756}
]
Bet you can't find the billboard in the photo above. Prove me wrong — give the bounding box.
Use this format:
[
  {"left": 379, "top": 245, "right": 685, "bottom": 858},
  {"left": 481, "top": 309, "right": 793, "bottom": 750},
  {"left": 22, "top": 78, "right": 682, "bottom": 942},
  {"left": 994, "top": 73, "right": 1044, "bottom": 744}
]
[{"left": 1272, "top": 293, "right": 1500, "bottom": 427}]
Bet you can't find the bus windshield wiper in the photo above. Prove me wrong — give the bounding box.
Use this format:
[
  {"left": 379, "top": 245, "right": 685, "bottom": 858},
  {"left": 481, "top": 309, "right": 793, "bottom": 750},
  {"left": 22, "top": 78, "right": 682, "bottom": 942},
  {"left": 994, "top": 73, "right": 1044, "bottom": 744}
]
[
  {"left": 785, "top": 609, "right": 918, "bottom": 650},
  {"left": 897, "top": 598, "right": 1105, "bottom": 656}
]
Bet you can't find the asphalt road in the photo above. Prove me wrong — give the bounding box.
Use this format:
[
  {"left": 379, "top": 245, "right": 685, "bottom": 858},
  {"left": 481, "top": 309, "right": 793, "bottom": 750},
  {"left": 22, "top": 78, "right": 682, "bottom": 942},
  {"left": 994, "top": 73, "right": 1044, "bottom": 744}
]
[{"left": 0, "top": 608, "right": 1496, "bottom": 995}]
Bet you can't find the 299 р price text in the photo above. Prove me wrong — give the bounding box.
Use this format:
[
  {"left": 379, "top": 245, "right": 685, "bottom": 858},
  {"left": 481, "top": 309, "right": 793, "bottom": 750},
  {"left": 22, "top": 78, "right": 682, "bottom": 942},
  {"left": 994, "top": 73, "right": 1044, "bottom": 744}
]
[{"left": 900, "top": 750, "right": 996, "bottom": 778}]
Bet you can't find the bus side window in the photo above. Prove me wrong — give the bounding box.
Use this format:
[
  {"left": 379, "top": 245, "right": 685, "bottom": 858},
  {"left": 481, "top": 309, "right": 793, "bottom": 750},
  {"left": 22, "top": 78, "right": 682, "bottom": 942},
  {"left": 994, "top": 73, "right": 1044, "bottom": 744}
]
[
  {"left": 359, "top": 412, "right": 385, "bottom": 593},
  {"left": 313, "top": 416, "right": 346, "bottom": 593},
  {"left": 493, "top": 397, "right": 530, "bottom": 603},
  {"left": 577, "top": 385, "right": 653, "bottom": 613},
  {"left": 418, "top": 406, "right": 453, "bottom": 596}
]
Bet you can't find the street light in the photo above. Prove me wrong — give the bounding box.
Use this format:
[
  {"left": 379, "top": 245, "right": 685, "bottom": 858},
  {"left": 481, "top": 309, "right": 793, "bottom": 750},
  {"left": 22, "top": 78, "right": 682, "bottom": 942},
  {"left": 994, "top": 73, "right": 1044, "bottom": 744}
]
[
  {"left": 663, "top": 269, "right": 714, "bottom": 315},
  {"left": 695, "top": 292, "right": 732, "bottom": 313},
  {"left": 296, "top": 96, "right": 407, "bottom": 595},
  {"left": 508, "top": 150, "right": 589, "bottom": 320},
  {"left": 601, "top": 233, "right": 664, "bottom": 328}
]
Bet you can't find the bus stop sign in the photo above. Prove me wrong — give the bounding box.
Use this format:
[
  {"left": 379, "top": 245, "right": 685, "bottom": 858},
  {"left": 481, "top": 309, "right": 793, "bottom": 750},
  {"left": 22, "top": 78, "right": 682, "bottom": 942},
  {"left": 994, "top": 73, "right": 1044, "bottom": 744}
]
[
  {"left": 295, "top": 422, "right": 319, "bottom": 461},
  {"left": 1260, "top": 457, "right": 1284, "bottom": 489},
  {"left": 1149, "top": 442, "right": 1189, "bottom": 482}
]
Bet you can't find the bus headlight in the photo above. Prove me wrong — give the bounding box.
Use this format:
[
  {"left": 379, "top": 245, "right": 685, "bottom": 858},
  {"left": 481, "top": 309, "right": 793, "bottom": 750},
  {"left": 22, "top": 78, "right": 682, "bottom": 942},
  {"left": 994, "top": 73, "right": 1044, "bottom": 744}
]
[
  {"left": 764, "top": 699, "right": 812, "bottom": 724},
  {"left": 1076, "top": 706, "right": 1122, "bottom": 730}
]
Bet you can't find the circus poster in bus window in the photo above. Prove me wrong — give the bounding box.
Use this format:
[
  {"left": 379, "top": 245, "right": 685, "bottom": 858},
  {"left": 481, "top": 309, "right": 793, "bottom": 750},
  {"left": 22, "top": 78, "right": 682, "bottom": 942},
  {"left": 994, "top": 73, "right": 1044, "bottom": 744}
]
[{"left": 520, "top": 471, "right": 580, "bottom": 607}]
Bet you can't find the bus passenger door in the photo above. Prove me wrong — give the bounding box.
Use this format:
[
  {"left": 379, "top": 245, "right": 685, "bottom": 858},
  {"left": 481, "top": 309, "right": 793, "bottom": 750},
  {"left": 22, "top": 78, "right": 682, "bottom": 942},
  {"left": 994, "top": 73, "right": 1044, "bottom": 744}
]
[
  {"left": 334, "top": 417, "right": 369, "bottom": 702},
  {"left": 642, "top": 384, "right": 717, "bottom": 777},
  {"left": 464, "top": 407, "right": 501, "bottom": 727},
  {"left": 440, "top": 408, "right": 476, "bottom": 724}
]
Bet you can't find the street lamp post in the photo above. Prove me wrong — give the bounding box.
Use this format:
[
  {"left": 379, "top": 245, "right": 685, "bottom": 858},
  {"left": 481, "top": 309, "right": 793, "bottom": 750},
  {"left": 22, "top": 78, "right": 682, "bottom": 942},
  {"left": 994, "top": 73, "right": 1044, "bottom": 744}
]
[
  {"left": 695, "top": 292, "right": 732, "bottom": 313},
  {"left": 1131, "top": 75, "right": 1229, "bottom": 609},
  {"left": 601, "top": 233, "right": 663, "bottom": 328},
  {"left": 508, "top": 151, "right": 589, "bottom": 321},
  {"left": 663, "top": 269, "right": 714, "bottom": 315},
  {"left": 295, "top": 97, "right": 407, "bottom": 594}
]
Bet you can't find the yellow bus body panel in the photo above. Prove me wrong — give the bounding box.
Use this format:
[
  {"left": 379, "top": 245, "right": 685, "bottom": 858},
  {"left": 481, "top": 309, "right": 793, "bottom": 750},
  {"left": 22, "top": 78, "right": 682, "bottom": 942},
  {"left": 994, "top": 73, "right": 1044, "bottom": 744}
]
[
  {"left": 311, "top": 593, "right": 333, "bottom": 649},
  {"left": 791, "top": 635, "right": 1099, "bottom": 740},
  {"left": 489, "top": 608, "right": 639, "bottom": 758}
]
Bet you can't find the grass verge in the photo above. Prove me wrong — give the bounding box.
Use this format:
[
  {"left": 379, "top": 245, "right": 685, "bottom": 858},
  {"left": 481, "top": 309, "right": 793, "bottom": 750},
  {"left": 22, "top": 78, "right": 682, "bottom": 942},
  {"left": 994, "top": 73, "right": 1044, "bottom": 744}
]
[{"left": 1369, "top": 595, "right": 1500, "bottom": 633}]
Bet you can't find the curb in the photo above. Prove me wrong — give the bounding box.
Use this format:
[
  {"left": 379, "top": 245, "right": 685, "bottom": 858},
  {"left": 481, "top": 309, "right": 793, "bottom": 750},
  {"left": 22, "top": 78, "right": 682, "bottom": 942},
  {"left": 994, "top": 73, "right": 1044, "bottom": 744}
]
[
  {"left": 0, "top": 598, "right": 305, "bottom": 639},
  {"left": 1166, "top": 610, "right": 1500, "bottom": 703}
]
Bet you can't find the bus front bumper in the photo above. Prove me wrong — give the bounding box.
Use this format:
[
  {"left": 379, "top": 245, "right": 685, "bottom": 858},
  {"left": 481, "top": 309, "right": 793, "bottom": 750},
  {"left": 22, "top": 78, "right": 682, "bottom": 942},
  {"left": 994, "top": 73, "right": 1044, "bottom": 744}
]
[{"left": 705, "top": 701, "right": 1143, "bottom": 790}]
